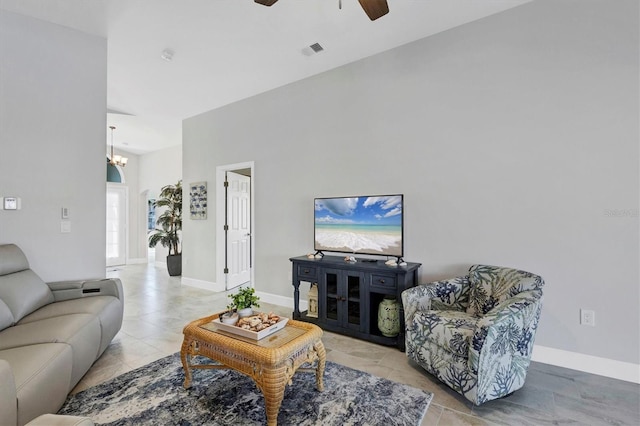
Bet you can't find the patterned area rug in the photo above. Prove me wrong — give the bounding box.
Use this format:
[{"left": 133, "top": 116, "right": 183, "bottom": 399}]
[{"left": 59, "top": 353, "right": 432, "bottom": 425}]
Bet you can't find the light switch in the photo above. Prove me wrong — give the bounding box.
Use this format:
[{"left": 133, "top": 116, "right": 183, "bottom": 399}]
[
  {"left": 61, "top": 221, "right": 71, "bottom": 233},
  {"left": 61, "top": 207, "right": 69, "bottom": 219}
]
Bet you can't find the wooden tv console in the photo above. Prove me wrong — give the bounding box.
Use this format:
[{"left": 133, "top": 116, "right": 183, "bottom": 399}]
[{"left": 290, "top": 255, "right": 421, "bottom": 351}]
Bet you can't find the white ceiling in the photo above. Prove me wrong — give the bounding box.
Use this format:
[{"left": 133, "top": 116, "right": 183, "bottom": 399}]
[{"left": 0, "top": 0, "right": 530, "bottom": 154}]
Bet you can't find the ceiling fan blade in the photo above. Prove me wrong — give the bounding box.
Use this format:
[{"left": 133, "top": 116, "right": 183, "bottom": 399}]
[
  {"left": 358, "top": 0, "right": 389, "bottom": 21},
  {"left": 255, "top": 0, "right": 278, "bottom": 6}
]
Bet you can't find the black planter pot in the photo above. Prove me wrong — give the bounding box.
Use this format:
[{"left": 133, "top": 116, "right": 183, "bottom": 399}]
[{"left": 167, "top": 254, "right": 182, "bottom": 276}]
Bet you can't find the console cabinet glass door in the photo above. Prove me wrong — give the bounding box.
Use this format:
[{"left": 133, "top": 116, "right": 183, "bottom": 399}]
[
  {"left": 346, "top": 273, "right": 362, "bottom": 328},
  {"left": 324, "top": 269, "right": 339, "bottom": 322},
  {"left": 321, "top": 268, "right": 364, "bottom": 331}
]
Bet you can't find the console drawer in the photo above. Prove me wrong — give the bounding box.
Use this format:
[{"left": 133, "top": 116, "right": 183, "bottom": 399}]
[
  {"left": 370, "top": 274, "right": 396, "bottom": 289},
  {"left": 297, "top": 265, "right": 318, "bottom": 280}
]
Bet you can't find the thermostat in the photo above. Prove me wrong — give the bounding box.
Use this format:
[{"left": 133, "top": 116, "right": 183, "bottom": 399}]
[{"left": 3, "top": 197, "right": 19, "bottom": 210}]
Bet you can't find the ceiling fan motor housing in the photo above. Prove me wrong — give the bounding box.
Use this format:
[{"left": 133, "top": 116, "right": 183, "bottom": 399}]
[{"left": 255, "top": 0, "right": 389, "bottom": 21}]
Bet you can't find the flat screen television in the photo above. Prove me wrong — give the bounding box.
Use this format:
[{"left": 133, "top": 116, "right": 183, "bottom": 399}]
[{"left": 314, "top": 194, "right": 404, "bottom": 258}]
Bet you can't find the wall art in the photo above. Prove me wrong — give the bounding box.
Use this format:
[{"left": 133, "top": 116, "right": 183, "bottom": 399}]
[{"left": 189, "top": 181, "right": 207, "bottom": 220}]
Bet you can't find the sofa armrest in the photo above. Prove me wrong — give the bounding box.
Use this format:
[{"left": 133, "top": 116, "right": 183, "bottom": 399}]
[
  {"left": 46, "top": 278, "right": 124, "bottom": 302},
  {"left": 401, "top": 275, "right": 470, "bottom": 324},
  {"left": 0, "top": 359, "right": 18, "bottom": 426}
]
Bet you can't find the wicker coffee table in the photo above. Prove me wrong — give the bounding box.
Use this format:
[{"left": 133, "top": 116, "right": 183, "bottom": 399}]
[{"left": 180, "top": 313, "right": 326, "bottom": 426}]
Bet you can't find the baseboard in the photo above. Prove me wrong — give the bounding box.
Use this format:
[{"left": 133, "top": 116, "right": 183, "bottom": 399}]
[
  {"left": 532, "top": 345, "right": 639, "bottom": 384},
  {"left": 181, "top": 276, "right": 224, "bottom": 292}
]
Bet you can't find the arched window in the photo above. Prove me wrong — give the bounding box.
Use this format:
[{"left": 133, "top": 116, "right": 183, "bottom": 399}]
[{"left": 107, "top": 158, "right": 124, "bottom": 183}]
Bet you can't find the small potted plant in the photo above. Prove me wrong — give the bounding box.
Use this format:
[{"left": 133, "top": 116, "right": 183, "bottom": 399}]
[{"left": 228, "top": 287, "right": 260, "bottom": 318}]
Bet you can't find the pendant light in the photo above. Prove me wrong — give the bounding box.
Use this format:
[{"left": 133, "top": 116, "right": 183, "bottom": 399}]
[{"left": 108, "top": 125, "right": 128, "bottom": 167}]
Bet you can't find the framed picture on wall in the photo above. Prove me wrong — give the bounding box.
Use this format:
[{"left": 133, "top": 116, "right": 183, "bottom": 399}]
[{"left": 189, "top": 181, "right": 207, "bottom": 220}]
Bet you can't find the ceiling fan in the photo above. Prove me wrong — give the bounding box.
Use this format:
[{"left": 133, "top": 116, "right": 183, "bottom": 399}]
[{"left": 255, "top": 0, "right": 389, "bottom": 21}]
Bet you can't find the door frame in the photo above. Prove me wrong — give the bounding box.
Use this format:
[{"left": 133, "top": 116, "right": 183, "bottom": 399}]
[{"left": 216, "top": 161, "right": 255, "bottom": 291}]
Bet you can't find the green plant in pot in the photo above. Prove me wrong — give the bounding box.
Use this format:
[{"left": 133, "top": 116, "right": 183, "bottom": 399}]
[
  {"left": 148, "top": 180, "right": 182, "bottom": 276},
  {"left": 227, "top": 287, "right": 260, "bottom": 318}
]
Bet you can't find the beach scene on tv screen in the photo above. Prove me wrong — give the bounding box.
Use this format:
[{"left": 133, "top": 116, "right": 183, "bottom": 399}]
[{"left": 314, "top": 195, "right": 403, "bottom": 256}]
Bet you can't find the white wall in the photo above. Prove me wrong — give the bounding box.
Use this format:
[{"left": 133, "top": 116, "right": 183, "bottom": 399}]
[
  {"left": 0, "top": 11, "right": 107, "bottom": 281},
  {"left": 183, "top": 0, "right": 638, "bottom": 370},
  {"left": 139, "top": 145, "right": 182, "bottom": 263}
]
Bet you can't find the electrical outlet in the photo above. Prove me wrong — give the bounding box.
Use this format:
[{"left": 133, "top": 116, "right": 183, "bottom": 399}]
[{"left": 580, "top": 309, "right": 595, "bottom": 326}]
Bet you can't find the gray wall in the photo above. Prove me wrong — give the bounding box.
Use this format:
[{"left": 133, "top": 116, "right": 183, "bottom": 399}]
[
  {"left": 183, "top": 0, "right": 639, "bottom": 366},
  {"left": 0, "top": 11, "right": 108, "bottom": 281}
]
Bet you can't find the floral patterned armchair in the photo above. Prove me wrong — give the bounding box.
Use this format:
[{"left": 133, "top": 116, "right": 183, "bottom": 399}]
[{"left": 401, "top": 264, "right": 544, "bottom": 405}]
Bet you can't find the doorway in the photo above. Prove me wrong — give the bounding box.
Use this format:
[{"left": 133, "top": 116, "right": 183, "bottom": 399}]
[
  {"left": 216, "top": 162, "right": 254, "bottom": 291},
  {"left": 106, "top": 183, "right": 128, "bottom": 267}
]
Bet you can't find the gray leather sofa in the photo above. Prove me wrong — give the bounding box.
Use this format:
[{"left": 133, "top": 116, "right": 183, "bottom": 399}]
[{"left": 0, "top": 244, "right": 124, "bottom": 426}]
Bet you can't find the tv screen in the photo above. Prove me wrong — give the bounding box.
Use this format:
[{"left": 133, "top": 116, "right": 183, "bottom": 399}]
[{"left": 314, "top": 194, "right": 404, "bottom": 257}]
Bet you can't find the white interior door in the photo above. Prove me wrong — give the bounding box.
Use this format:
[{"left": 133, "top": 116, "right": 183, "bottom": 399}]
[
  {"left": 106, "top": 184, "right": 127, "bottom": 267},
  {"left": 226, "top": 171, "right": 251, "bottom": 290}
]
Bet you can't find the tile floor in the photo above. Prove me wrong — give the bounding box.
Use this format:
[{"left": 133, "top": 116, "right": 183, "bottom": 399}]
[{"left": 71, "top": 263, "right": 640, "bottom": 425}]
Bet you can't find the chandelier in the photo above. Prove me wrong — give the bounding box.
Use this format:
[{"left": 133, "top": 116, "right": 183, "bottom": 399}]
[{"left": 108, "top": 125, "right": 128, "bottom": 167}]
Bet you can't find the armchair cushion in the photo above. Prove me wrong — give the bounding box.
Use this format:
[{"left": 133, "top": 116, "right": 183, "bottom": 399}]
[
  {"left": 403, "top": 276, "right": 470, "bottom": 324},
  {"left": 415, "top": 310, "right": 478, "bottom": 358},
  {"left": 466, "top": 264, "right": 543, "bottom": 317}
]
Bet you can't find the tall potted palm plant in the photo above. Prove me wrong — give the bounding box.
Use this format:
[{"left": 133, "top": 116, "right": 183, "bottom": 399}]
[{"left": 148, "top": 180, "right": 182, "bottom": 276}]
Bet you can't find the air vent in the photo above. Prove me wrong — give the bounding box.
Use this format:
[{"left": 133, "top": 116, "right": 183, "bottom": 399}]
[
  {"left": 301, "top": 42, "right": 325, "bottom": 57},
  {"left": 300, "top": 43, "right": 324, "bottom": 56},
  {"left": 309, "top": 43, "right": 324, "bottom": 53}
]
